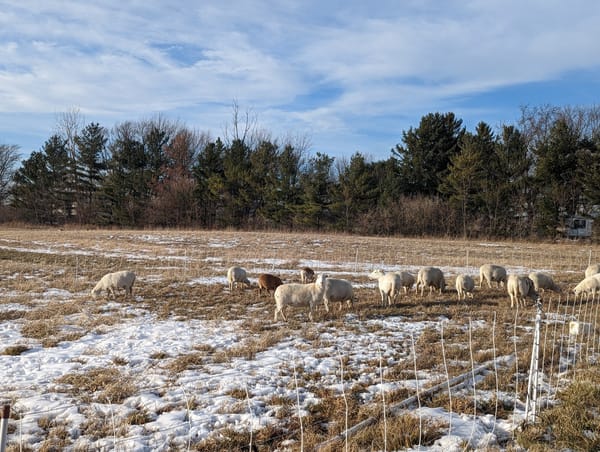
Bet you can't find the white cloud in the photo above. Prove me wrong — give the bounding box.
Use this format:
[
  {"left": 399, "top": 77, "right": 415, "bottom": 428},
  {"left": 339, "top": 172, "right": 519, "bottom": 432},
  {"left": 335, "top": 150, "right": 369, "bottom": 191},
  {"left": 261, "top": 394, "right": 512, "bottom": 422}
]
[{"left": 1, "top": 1, "right": 600, "bottom": 158}]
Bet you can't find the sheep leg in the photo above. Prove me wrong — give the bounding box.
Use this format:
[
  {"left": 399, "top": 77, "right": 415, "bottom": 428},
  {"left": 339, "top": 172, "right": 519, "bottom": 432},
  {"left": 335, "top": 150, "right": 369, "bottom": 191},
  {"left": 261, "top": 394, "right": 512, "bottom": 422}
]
[{"left": 274, "top": 307, "right": 287, "bottom": 322}]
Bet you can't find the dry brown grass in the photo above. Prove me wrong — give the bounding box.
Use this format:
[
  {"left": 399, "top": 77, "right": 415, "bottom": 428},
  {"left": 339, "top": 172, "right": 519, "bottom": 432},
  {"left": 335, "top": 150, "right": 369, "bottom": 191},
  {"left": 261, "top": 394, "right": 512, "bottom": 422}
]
[
  {"left": 2, "top": 227, "right": 600, "bottom": 450},
  {"left": 1, "top": 344, "right": 30, "bottom": 355},
  {"left": 56, "top": 366, "right": 137, "bottom": 404}
]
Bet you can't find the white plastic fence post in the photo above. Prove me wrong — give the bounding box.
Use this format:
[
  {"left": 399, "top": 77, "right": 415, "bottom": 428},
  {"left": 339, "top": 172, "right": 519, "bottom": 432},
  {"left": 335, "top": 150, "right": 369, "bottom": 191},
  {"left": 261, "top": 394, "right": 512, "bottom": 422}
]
[
  {"left": 1, "top": 405, "right": 10, "bottom": 452},
  {"left": 525, "top": 298, "right": 543, "bottom": 422}
]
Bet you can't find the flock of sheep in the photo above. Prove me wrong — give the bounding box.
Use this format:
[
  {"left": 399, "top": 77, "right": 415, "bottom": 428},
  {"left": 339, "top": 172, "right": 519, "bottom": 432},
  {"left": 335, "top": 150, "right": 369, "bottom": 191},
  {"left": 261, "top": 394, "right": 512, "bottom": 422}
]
[{"left": 89, "top": 263, "right": 600, "bottom": 322}]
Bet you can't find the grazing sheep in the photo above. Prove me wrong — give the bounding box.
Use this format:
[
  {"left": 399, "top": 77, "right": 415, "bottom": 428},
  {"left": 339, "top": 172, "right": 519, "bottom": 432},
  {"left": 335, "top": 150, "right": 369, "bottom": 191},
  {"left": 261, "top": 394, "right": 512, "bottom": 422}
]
[
  {"left": 416, "top": 267, "right": 446, "bottom": 297},
  {"left": 396, "top": 271, "right": 416, "bottom": 294},
  {"left": 528, "top": 272, "right": 561, "bottom": 293},
  {"left": 300, "top": 266, "right": 316, "bottom": 283},
  {"left": 91, "top": 270, "right": 136, "bottom": 299},
  {"left": 324, "top": 278, "right": 355, "bottom": 310},
  {"left": 274, "top": 274, "right": 328, "bottom": 322},
  {"left": 257, "top": 273, "right": 283, "bottom": 296},
  {"left": 584, "top": 264, "right": 600, "bottom": 278},
  {"left": 227, "top": 266, "right": 251, "bottom": 291},
  {"left": 479, "top": 264, "right": 507, "bottom": 289},
  {"left": 368, "top": 269, "right": 401, "bottom": 306},
  {"left": 573, "top": 274, "right": 600, "bottom": 299},
  {"left": 455, "top": 274, "right": 475, "bottom": 300},
  {"left": 507, "top": 274, "right": 540, "bottom": 308}
]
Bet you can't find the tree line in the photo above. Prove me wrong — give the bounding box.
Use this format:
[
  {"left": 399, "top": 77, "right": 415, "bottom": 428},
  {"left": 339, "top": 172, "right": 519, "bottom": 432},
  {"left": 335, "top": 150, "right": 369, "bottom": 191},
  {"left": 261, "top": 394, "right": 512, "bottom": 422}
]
[{"left": 1, "top": 104, "right": 600, "bottom": 239}]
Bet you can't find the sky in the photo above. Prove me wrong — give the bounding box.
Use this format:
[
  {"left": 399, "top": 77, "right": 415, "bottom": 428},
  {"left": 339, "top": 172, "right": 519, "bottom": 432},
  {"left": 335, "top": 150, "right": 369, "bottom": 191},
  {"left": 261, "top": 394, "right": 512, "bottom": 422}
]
[{"left": 2, "top": 1, "right": 600, "bottom": 162}]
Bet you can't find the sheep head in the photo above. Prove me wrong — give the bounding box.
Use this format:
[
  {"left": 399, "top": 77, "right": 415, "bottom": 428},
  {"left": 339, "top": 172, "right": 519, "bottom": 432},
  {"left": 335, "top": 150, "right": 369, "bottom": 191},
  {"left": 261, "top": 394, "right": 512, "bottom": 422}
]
[
  {"left": 315, "top": 273, "right": 328, "bottom": 289},
  {"left": 368, "top": 269, "right": 384, "bottom": 280}
]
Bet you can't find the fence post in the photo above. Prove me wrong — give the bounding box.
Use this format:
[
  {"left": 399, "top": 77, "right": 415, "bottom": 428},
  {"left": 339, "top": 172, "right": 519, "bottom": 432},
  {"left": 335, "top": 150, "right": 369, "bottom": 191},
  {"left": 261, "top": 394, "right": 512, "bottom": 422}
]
[
  {"left": 1, "top": 404, "right": 10, "bottom": 452},
  {"left": 525, "top": 298, "right": 543, "bottom": 422}
]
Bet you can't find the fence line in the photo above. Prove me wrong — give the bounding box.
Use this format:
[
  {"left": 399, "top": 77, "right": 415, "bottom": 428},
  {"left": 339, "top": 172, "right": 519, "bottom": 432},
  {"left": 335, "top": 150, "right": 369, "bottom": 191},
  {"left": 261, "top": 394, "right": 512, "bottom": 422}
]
[{"left": 4, "top": 297, "right": 600, "bottom": 451}]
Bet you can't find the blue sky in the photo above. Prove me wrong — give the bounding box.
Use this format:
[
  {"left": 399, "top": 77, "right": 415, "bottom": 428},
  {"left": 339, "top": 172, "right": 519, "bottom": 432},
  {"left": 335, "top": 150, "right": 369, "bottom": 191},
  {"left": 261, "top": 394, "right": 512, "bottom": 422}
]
[{"left": 2, "top": 1, "right": 600, "bottom": 162}]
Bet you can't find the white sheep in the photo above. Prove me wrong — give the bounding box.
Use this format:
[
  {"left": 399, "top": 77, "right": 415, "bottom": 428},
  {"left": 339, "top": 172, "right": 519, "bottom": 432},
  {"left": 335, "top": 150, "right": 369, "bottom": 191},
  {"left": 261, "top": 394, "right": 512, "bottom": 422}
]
[
  {"left": 479, "top": 264, "right": 507, "bottom": 289},
  {"left": 396, "top": 271, "right": 416, "bottom": 294},
  {"left": 274, "top": 274, "right": 328, "bottom": 321},
  {"left": 455, "top": 274, "right": 475, "bottom": 300},
  {"left": 528, "top": 272, "right": 561, "bottom": 293},
  {"left": 573, "top": 274, "right": 600, "bottom": 300},
  {"left": 416, "top": 266, "right": 446, "bottom": 297},
  {"left": 91, "top": 270, "right": 136, "bottom": 299},
  {"left": 584, "top": 264, "right": 600, "bottom": 278},
  {"left": 324, "top": 278, "right": 355, "bottom": 310},
  {"left": 368, "top": 269, "right": 401, "bottom": 306},
  {"left": 227, "top": 266, "right": 251, "bottom": 291},
  {"left": 300, "top": 266, "right": 316, "bottom": 283},
  {"left": 507, "top": 274, "right": 540, "bottom": 308}
]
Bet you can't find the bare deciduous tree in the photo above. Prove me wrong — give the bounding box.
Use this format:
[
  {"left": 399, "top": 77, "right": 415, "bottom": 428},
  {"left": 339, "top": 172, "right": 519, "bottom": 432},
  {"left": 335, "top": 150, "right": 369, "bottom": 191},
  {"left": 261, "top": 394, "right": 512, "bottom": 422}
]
[
  {"left": 55, "top": 107, "right": 85, "bottom": 160},
  {"left": 0, "top": 144, "right": 20, "bottom": 204},
  {"left": 223, "top": 99, "right": 257, "bottom": 147}
]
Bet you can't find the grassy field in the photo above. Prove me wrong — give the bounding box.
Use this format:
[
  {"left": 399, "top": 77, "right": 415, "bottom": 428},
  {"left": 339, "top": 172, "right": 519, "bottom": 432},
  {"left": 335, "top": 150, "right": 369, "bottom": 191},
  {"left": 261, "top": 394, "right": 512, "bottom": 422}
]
[{"left": 1, "top": 227, "right": 599, "bottom": 450}]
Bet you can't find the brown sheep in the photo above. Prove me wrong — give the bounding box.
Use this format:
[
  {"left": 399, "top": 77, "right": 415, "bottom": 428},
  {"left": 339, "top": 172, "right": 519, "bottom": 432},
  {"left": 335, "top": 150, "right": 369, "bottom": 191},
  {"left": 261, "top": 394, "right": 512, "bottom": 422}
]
[
  {"left": 300, "top": 267, "right": 315, "bottom": 283},
  {"left": 257, "top": 273, "right": 283, "bottom": 296}
]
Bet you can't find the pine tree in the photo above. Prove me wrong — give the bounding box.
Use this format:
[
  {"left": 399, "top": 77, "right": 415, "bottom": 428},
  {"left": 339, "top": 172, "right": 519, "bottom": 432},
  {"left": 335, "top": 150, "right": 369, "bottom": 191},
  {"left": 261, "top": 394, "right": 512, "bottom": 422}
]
[
  {"left": 577, "top": 139, "right": 600, "bottom": 210},
  {"left": 532, "top": 118, "right": 581, "bottom": 236},
  {"left": 393, "top": 112, "right": 465, "bottom": 195},
  {"left": 222, "top": 138, "right": 252, "bottom": 227},
  {"left": 248, "top": 140, "right": 281, "bottom": 227},
  {"left": 11, "top": 151, "right": 51, "bottom": 223},
  {"left": 99, "top": 122, "right": 146, "bottom": 226},
  {"left": 193, "top": 138, "right": 226, "bottom": 228},
  {"left": 11, "top": 136, "right": 70, "bottom": 224},
  {"left": 271, "top": 144, "right": 303, "bottom": 228},
  {"left": 74, "top": 123, "right": 107, "bottom": 223},
  {"left": 492, "top": 126, "right": 532, "bottom": 237},
  {"left": 333, "top": 152, "right": 378, "bottom": 232},
  {"left": 298, "top": 152, "right": 334, "bottom": 229},
  {"left": 440, "top": 133, "right": 485, "bottom": 237}
]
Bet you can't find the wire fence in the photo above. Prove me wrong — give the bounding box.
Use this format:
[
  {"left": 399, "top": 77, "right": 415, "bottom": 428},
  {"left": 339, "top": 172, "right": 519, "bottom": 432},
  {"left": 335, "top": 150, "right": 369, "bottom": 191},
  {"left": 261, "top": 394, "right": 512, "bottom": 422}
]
[{"left": 3, "top": 291, "right": 599, "bottom": 451}]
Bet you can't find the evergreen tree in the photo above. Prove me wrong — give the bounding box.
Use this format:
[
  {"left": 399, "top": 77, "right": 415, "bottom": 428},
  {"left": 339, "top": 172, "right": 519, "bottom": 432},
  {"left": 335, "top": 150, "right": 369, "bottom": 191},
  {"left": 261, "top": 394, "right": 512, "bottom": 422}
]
[
  {"left": 193, "top": 138, "right": 226, "bottom": 228},
  {"left": 221, "top": 138, "right": 252, "bottom": 227},
  {"left": 248, "top": 140, "right": 281, "bottom": 227},
  {"left": 11, "top": 151, "right": 52, "bottom": 223},
  {"left": 333, "top": 152, "right": 378, "bottom": 232},
  {"left": 371, "top": 157, "right": 402, "bottom": 206},
  {"left": 393, "top": 112, "right": 465, "bottom": 195},
  {"left": 440, "top": 131, "right": 485, "bottom": 237},
  {"left": 99, "top": 122, "right": 147, "bottom": 226},
  {"left": 492, "top": 125, "right": 532, "bottom": 237},
  {"left": 298, "top": 152, "right": 334, "bottom": 229},
  {"left": 532, "top": 118, "right": 581, "bottom": 236},
  {"left": 11, "top": 136, "right": 71, "bottom": 224},
  {"left": 142, "top": 122, "right": 170, "bottom": 194},
  {"left": 576, "top": 138, "right": 600, "bottom": 213},
  {"left": 271, "top": 144, "right": 303, "bottom": 228},
  {"left": 74, "top": 123, "right": 107, "bottom": 223}
]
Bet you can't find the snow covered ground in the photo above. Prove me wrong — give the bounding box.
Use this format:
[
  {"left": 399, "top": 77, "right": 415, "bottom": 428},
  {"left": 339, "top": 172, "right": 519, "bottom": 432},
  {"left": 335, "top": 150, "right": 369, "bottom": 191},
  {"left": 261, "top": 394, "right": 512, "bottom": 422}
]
[{"left": 0, "top": 231, "right": 582, "bottom": 450}]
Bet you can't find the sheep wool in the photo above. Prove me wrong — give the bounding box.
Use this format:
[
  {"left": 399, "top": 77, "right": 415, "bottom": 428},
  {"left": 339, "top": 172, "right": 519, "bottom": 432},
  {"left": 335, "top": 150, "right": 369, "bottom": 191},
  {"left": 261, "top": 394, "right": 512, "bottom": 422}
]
[{"left": 91, "top": 270, "right": 136, "bottom": 298}]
